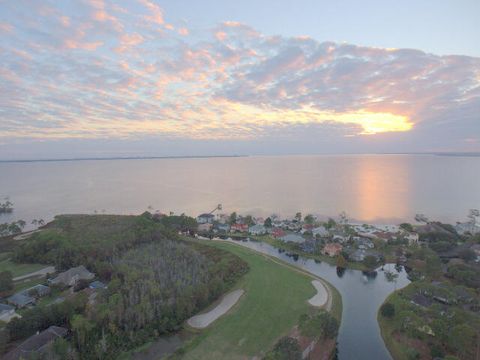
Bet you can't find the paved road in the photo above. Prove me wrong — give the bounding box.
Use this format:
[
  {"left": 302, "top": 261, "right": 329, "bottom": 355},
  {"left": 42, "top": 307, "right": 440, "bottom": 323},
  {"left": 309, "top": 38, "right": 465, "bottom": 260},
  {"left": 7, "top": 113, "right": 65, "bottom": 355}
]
[{"left": 13, "top": 266, "right": 55, "bottom": 281}]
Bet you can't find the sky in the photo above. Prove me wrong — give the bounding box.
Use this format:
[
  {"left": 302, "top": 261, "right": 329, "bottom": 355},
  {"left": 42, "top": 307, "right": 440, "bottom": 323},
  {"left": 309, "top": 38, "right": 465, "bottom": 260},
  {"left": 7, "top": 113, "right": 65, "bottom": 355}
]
[{"left": 0, "top": 0, "right": 479, "bottom": 160}]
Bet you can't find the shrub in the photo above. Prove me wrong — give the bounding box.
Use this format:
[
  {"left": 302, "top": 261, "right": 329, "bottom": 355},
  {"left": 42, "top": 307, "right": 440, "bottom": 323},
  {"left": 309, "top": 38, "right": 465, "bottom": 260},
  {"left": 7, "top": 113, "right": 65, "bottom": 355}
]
[{"left": 380, "top": 303, "right": 395, "bottom": 318}]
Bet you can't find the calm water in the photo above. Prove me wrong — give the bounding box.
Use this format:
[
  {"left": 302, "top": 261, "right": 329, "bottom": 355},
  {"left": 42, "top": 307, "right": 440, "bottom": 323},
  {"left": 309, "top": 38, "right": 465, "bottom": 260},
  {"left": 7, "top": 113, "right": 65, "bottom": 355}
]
[
  {"left": 221, "top": 239, "right": 410, "bottom": 360},
  {"left": 1, "top": 154, "right": 479, "bottom": 227}
]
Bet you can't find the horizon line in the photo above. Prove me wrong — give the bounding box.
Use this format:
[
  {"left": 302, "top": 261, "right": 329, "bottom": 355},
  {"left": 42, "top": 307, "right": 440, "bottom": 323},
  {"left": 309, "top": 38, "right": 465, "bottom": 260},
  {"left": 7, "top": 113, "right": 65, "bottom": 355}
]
[{"left": 0, "top": 151, "right": 479, "bottom": 164}]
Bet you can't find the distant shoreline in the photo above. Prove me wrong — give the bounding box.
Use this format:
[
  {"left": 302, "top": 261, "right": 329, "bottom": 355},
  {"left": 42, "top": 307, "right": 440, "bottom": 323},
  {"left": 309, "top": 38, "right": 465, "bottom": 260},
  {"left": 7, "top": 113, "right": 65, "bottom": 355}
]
[
  {"left": 0, "top": 154, "right": 248, "bottom": 164},
  {"left": 0, "top": 152, "right": 479, "bottom": 164}
]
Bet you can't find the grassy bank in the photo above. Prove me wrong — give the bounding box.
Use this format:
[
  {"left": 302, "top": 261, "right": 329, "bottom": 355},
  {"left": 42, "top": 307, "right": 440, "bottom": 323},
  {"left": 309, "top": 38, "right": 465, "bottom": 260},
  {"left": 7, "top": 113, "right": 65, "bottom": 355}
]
[
  {"left": 377, "top": 293, "right": 409, "bottom": 360},
  {"left": 177, "top": 240, "right": 341, "bottom": 360},
  {"left": 0, "top": 257, "right": 46, "bottom": 278}
]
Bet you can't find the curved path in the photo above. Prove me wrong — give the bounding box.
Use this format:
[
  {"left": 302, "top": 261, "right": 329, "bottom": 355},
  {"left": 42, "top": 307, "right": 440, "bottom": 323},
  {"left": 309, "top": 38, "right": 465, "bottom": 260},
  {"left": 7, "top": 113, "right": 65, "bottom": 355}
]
[
  {"left": 187, "top": 289, "right": 245, "bottom": 329},
  {"left": 308, "top": 280, "right": 328, "bottom": 307}
]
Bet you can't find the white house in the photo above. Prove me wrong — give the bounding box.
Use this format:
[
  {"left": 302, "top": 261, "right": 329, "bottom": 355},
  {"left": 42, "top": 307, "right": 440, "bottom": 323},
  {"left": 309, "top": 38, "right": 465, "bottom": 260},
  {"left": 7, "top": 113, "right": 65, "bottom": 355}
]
[
  {"left": 249, "top": 224, "right": 267, "bottom": 235},
  {"left": 312, "top": 226, "right": 329, "bottom": 238}
]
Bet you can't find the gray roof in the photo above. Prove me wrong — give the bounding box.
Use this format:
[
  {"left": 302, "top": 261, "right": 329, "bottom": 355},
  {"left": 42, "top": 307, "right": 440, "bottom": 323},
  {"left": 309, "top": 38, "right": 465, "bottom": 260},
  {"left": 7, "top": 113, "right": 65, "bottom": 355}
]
[
  {"left": 0, "top": 303, "right": 14, "bottom": 312},
  {"left": 21, "top": 284, "right": 51, "bottom": 297},
  {"left": 50, "top": 265, "right": 94, "bottom": 286},
  {"left": 4, "top": 326, "right": 68, "bottom": 360},
  {"left": 7, "top": 293, "right": 35, "bottom": 307},
  {"left": 89, "top": 280, "right": 107, "bottom": 289}
]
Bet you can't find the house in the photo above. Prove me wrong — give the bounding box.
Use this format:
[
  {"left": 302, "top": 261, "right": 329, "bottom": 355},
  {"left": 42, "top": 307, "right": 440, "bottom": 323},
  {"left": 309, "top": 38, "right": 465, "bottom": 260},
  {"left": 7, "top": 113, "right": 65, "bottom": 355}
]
[
  {"left": 312, "top": 226, "right": 329, "bottom": 238},
  {"left": 215, "top": 224, "right": 230, "bottom": 233},
  {"left": 353, "top": 237, "right": 374, "bottom": 249},
  {"left": 301, "top": 224, "right": 315, "bottom": 234},
  {"left": 280, "top": 233, "right": 305, "bottom": 243},
  {"left": 7, "top": 293, "right": 35, "bottom": 308},
  {"left": 410, "top": 293, "right": 432, "bottom": 308},
  {"left": 455, "top": 221, "right": 480, "bottom": 235},
  {"left": 21, "top": 284, "right": 51, "bottom": 298},
  {"left": 322, "top": 243, "right": 343, "bottom": 257},
  {"left": 196, "top": 213, "right": 215, "bottom": 224},
  {"left": 49, "top": 265, "right": 95, "bottom": 287},
  {"left": 197, "top": 223, "right": 213, "bottom": 232},
  {"left": 372, "top": 231, "right": 397, "bottom": 242},
  {"left": 249, "top": 224, "right": 267, "bottom": 235},
  {"left": 231, "top": 223, "right": 248, "bottom": 232},
  {"left": 0, "top": 303, "right": 17, "bottom": 322},
  {"left": 404, "top": 232, "right": 419, "bottom": 245},
  {"left": 272, "top": 228, "right": 285, "bottom": 238},
  {"left": 89, "top": 280, "right": 107, "bottom": 290},
  {"left": 349, "top": 249, "right": 382, "bottom": 262},
  {"left": 4, "top": 326, "right": 68, "bottom": 360}
]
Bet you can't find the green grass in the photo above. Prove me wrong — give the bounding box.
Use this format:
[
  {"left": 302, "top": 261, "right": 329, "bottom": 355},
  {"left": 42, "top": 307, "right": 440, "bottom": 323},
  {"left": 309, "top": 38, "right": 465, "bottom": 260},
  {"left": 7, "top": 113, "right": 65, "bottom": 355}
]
[
  {"left": 178, "top": 241, "right": 330, "bottom": 360},
  {"left": 0, "top": 257, "right": 46, "bottom": 278}
]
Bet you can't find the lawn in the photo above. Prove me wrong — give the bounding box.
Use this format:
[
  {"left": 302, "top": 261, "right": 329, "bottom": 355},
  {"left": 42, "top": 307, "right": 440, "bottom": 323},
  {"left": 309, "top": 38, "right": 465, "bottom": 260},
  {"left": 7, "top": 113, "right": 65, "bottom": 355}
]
[
  {"left": 0, "top": 256, "right": 47, "bottom": 278},
  {"left": 178, "top": 241, "right": 326, "bottom": 360}
]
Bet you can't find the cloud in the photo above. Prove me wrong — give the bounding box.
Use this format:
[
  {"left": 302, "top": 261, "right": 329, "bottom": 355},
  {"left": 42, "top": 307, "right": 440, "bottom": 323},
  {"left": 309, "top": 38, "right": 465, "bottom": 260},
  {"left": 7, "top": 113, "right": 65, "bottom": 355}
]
[{"left": 0, "top": 0, "right": 479, "bottom": 155}]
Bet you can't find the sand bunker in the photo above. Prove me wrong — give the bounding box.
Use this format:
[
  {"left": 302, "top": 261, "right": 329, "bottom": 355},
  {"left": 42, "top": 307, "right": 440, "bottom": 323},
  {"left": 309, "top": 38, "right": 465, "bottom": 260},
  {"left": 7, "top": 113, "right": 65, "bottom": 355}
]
[
  {"left": 308, "top": 280, "right": 328, "bottom": 307},
  {"left": 187, "top": 289, "right": 244, "bottom": 328}
]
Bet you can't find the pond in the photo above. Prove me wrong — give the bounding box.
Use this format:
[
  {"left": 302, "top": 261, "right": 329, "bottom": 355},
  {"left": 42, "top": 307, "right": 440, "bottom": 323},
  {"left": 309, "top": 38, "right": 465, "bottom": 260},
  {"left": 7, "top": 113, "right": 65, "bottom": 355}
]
[{"left": 223, "top": 239, "right": 410, "bottom": 360}]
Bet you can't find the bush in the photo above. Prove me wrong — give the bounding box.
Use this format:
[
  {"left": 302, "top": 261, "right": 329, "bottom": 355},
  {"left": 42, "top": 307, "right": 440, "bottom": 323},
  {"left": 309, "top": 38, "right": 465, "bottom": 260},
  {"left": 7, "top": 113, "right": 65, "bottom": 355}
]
[
  {"left": 380, "top": 303, "right": 395, "bottom": 318},
  {"left": 266, "top": 337, "right": 302, "bottom": 360}
]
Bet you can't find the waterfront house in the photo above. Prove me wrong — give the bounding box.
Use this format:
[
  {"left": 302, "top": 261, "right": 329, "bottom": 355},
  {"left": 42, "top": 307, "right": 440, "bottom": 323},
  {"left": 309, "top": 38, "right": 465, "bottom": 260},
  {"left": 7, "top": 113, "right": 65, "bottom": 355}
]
[
  {"left": 349, "top": 249, "right": 382, "bottom": 262},
  {"left": 4, "top": 326, "right": 68, "bottom": 360},
  {"left": 249, "top": 224, "right": 267, "bottom": 235},
  {"left": 197, "top": 223, "right": 213, "bottom": 232},
  {"left": 49, "top": 265, "right": 95, "bottom": 287},
  {"left": 7, "top": 293, "right": 35, "bottom": 309},
  {"left": 280, "top": 233, "right": 305, "bottom": 243},
  {"left": 231, "top": 223, "right": 248, "bottom": 232},
  {"left": 215, "top": 224, "right": 231, "bottom": 233},
  {"left": 322, "top": 243, "right": 343, "bottom": 257},
  {"left": 197, "top": 213, "right": 215, "bottom": 224},
  {"left": 353, "top": 237, "right": 374, "bottom": 249},
  {"left": 272, "top": 228, "right": 285, "bottom": 238}
]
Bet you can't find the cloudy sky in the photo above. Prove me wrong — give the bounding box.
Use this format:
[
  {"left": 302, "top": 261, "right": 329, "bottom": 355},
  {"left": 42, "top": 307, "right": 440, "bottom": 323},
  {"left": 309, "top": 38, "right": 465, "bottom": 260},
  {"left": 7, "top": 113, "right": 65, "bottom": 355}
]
[{"left": 0, "top": 0, "right": 479, "bottom": 159}]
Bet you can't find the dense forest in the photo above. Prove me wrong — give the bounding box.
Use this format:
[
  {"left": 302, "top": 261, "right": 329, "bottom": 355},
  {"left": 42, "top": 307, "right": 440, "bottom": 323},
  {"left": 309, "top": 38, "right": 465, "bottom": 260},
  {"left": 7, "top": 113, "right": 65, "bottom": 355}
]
[{"left": 4, "top": 214, "right": 248, "bottom": 359}]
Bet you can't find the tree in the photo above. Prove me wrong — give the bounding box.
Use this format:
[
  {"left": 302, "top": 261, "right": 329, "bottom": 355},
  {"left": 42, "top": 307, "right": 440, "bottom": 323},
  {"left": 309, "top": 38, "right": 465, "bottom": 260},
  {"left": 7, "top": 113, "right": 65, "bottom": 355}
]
[
  {"left": 229, "top": 212, "right": 237, "bottom": 225},
  {"left": 325, "top": 218, "right": 337, "bottom": 229},
  {"left": 304, "top": 214, "right": 314, "bottom": 225},
  {"left": 363, "top": 255, "right": 377, "bottom": 270},
  {"left": 264, "top": 217, "right": 272, "bottom": 227},
  {"left": 339, "top": 211, "right": 348, "bottom": 225},
  {"left": 459, "top": 248, "right": 476, "bottom": 262},
  {"left": 448, "top": 324, "right": 476, "bottom": 359},
  {"left": 400, "top": 223, "right": 414, "bottom": 232},
  {"left": 294, "top": 212, "right": 302, "bottom": 222},
  {"left": 244, "top": 215, "right": 254, "bottom": 226},
  {"left": 269, "top": 336, "right": 302, "bottom": 360},
  {"left": 0, "top": 271, "right": 13, "bottom": 293},
  {"left": 336, "top": 255, "right": 347, "bottom": 269},
  {"left": 380, "top": 303, "right": 395, "bottom": 318}
]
